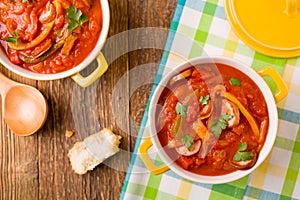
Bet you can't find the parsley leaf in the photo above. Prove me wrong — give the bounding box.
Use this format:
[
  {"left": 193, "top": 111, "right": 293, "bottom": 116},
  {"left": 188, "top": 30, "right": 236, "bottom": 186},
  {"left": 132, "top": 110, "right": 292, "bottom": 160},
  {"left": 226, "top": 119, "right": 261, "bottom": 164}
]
[
  {"left": 6, "top": 31, "right": 19, "bottom": 45},
  {"left": 199, "top": 95, "right": 210, "bottom": 105},
  {"left": 233, "top": 142, "right": 253, "bottom": 162},
  {"left": 175, "top": 102, "right": 187, "bottom": 119},
  {"left": 68, "top": 19, "right": 79, "bottom": 31},
  {"left": 66, "top": 6, "right": 88, "bottom": 31},
  {"left": 67, "top": 6, "right": 82, "bottom": 20},
  {"left": 181, "top": 135, "right": 194, "bottom": 151},
  {"left": 209, "top": 113, "right": 233, "bottom": 138},
  {"left": 22, "top": 0, "right": 35, "bottom": 2},
  {"left": 210, "top": 122, "right": 222, "bottom": 138},
  {"left": 220, "top": 113, "right": 233, "bottom": 122},
  {"left": 237, "top": 142, "right": 247, "bottom": 151},
  {"left": 229, "top": 78, "right": 241, "bottom": 86},
  {"left": 79, "top": 15, "right": 89, "bottom": 26}
]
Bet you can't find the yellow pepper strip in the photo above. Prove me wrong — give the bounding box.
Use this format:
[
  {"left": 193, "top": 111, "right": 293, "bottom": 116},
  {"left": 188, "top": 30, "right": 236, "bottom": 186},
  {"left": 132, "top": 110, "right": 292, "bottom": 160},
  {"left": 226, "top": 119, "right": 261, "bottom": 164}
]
[
  {"left": 8, "top": 21, "right": 55, "bottom": 50},
  {"left": 193, "top": 118, "right": 208, "bottom": 140},
  {"left": 172, "top": 115, "right": 181, "bottom": 136},
  {"left": 224, "top": 92, "right": 260, "bottom": 139}
]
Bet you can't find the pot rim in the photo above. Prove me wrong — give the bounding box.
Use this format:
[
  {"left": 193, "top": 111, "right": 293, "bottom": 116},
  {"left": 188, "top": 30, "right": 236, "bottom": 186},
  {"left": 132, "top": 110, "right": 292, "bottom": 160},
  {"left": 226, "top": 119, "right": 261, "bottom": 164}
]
[
  {"left": 148, "top": 56, "right": 278, "bottom": 184},
  {"left": 0, "top": 0, "right": 110, "bottom": 80}
]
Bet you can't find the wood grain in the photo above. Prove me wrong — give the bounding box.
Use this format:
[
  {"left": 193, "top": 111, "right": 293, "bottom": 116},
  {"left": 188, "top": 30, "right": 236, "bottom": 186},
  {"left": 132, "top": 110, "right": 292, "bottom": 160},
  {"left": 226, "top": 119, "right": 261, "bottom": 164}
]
[{"left": 0, "top": 0, "right": 177, "bottom": 199}]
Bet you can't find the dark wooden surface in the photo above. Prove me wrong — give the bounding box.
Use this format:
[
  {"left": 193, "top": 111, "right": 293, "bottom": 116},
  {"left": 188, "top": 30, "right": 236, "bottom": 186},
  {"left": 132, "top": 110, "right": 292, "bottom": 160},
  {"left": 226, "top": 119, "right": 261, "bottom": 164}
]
[{"left": 0, "top": 0, "right": 177, "bottom": 199}]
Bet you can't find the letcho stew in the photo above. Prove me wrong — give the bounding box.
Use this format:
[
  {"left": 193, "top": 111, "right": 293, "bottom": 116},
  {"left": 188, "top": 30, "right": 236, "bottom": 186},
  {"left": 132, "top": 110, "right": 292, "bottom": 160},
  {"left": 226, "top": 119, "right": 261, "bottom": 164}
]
[
  {"left": 157, "top": 63, "right": 269, "bottom": 176},
  {"left": 0, "top": 0, "right": 102, "bottom": 74}
]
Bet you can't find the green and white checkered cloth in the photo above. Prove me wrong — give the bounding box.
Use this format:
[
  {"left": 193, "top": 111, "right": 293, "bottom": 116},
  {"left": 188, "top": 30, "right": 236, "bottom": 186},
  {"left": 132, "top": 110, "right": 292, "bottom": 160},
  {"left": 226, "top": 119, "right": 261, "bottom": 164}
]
[{"left": 120, "top": 0, "right": 300, "bottom": 199}]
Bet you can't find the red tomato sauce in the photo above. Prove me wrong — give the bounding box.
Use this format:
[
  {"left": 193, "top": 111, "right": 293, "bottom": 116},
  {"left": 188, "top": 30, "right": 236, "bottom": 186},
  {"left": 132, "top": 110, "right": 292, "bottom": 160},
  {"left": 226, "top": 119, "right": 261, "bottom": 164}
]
[
  {"left": 0, "top": 0, "right": 102, "bottom": 74},
  {"left": 157, "top": 63, "right": 269, "bottom": 176}
]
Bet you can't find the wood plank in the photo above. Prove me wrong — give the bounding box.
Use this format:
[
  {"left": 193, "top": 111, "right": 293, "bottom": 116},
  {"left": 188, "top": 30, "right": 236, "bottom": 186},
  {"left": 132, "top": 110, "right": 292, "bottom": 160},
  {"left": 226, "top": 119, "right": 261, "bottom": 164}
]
[
  {"left": 128, "top": 0, "right": 177, "bottom": 148},
  {"left": 0, "top": 0, "right": 177, "bottom": 199},
  {"left": 0, "top": 68, "right": 39, "bottom": 200},
  {"left": 37, "top": 78, "right": 82, "bottom": 199},
  {"left": 84, "top": 0, "right": 130, "bottom": 198},
  {"left": 36, "top": 0, "right": 130, "bottom": 198}
]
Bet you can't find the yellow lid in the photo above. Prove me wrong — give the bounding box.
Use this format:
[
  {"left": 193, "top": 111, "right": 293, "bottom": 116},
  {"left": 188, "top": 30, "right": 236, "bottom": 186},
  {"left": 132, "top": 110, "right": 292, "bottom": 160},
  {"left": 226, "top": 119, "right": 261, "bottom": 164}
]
[{"left": 224, "top": 0, "right": 300, "bottom": 58}]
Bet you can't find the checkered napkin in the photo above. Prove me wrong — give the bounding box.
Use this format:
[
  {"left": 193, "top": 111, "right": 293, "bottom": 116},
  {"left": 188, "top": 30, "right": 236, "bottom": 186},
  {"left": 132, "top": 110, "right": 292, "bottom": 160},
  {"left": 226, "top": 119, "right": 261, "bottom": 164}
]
[{"left": 120, "top": 0, "right": 300, "bottom": 199}]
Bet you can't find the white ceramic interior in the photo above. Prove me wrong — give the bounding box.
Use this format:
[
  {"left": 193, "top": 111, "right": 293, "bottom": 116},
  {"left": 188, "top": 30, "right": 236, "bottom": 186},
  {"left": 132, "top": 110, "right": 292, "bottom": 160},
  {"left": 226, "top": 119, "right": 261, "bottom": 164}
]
[
  {"left": 0, "top": 0, "right": 110, "bottom": 80},
  {"left": 149, "top": 56, "right": 278, "bottom": 184}
]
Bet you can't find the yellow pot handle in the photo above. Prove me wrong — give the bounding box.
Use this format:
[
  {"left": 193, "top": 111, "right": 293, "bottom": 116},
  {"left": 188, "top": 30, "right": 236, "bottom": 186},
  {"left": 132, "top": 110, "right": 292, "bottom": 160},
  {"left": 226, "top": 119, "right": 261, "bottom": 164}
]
[
  {"left": 71, "top": 52, "right": 108, "bottom": 88},
  {"left": 139, "top": 138, "right": 169, "bottom": 175},
  {"left": 256, "top": 67, "right": 288, "bottom": 103}
]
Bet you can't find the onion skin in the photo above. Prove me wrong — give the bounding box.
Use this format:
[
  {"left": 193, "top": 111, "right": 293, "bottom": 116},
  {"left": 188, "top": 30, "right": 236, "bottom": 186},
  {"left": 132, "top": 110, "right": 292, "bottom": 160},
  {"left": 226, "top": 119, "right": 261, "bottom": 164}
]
[{"left": 230, "top": 150, "right": 258, "bottom": 170}]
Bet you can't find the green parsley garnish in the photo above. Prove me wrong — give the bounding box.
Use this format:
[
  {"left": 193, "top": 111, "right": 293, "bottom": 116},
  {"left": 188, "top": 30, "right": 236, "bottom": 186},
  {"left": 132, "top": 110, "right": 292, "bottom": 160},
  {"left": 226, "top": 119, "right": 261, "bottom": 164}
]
[
  {"left": 22, "top": 0, "right": 35, "bottom": 2},
  {"left": 229, "top": 78, "right": 241, "bottom": 86},
  {"left": 209, "top": 113, "right": 233, "bottom": 138},
  {"left": 233, "top": 142, "right": 253, "bottom": 162},
  {"left": 6, "top": 31, "right": 19, "bottom": 45},
  {"left": 175, "top": 102, "right": 187, "bottom": 119},
  {"left": 199, "top": 95, "right": 210, "bottom": 105},
  {"left": 66, "top": 6, "right": 89, "bottom": 31},
  {"left": 181, "top": 135, "right": 194, "bottom": 151}
]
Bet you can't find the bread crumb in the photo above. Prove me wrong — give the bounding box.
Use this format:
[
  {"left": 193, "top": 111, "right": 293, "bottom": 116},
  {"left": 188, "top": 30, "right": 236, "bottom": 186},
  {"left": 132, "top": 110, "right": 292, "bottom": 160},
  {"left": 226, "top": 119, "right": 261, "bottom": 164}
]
[{"left": 65, "top": 130, "right": 75, "bottom": 138}]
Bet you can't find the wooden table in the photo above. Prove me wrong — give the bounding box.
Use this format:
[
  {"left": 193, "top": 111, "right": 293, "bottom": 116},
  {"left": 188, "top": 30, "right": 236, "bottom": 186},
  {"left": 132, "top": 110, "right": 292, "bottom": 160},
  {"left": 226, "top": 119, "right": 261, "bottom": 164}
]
[{"left": 0, "top": 0, "right": 177, "bottom": 199}]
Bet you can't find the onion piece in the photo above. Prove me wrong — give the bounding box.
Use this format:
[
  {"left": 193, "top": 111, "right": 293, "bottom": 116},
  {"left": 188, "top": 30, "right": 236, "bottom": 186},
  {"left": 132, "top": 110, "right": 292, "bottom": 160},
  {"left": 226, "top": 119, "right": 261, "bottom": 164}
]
[
  {"left": 39, "top": 2, "right": 56, "bottom": 24},
  {"left": 222, "top": 99, "right": 240, "bottom": 128},
  {"left": 30, "top": 39, "right": 53, "bottom": 58},
  {"left": 230, "top": 150, "right": 258, "bottom": 170},
  {"left": 167, "top": 138, "right": 183, "bottom": 148},
  {"left": 200, "top": 100, "right": 212, "bottom": 120},
  {"left": 170, "top": 69, "right": 192, "bottom": 86},
  {"left": 176, "top": 140, "right": 201, "bottom": 156}
]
